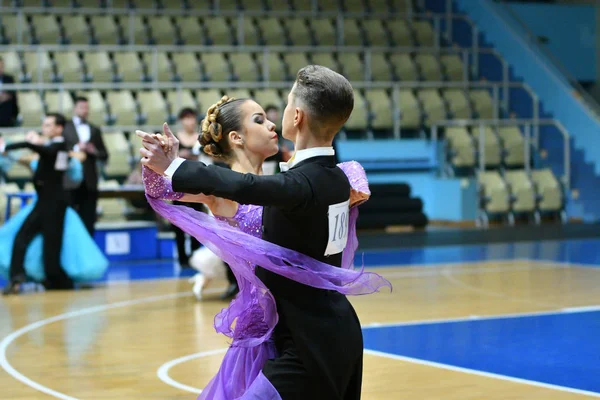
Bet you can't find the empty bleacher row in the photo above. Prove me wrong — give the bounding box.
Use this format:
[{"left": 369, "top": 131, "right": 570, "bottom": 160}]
[
  {"left": 1, "top": 0, "right": 416, "bottom": 13},
  {"left": 446, "top": 125, "right": 526, "bottom": 171},
  {"left": 15, "top": 87, "right": 495, "bottom": 133},
  {"left": 477, "top": 168, "right": 565, "bottom": 226},
  {"left": 0, "top": 12, "right": 434, "bottom": 46},
  {"left": 1, "top": 49, "right": 467, "bottom": 84}
]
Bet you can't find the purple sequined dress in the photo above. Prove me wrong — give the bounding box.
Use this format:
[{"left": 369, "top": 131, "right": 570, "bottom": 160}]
[{"left": 143, "top": 162, "right": 390, "bottom": 400}]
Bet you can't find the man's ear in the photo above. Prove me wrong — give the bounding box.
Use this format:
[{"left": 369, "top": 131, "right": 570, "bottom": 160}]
[{"left": 294, "top": 107, "right": 304, "bottom": 128}]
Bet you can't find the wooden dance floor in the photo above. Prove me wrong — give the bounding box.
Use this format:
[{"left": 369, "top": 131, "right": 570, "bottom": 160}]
[{"left": 1, "top": 259, "right": 600, "bottom": 399}]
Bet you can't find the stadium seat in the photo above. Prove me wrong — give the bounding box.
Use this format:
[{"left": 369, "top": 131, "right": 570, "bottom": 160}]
[
  {"left": 257, "top": 17, "right": 287, "bottom": 46},
  {"left": 471, "top": 126, "right": 502, "bottom": 168},
  {"left": 106, "top": 90, "right": 138, "bottom": 125},
  {"left": 1, "top": 51, "right": 22, "bottom": 80},
  {"left": 283, "top": 52, "right": 309, "bottom": 81},
  {"left": 83, "top": 51, "right": 114, "bottom": 82},
  {"left": 370, "top": 53, "right": 394, "bottom": 81},
  {"left": 498, "top": 126, "right": 525, "bottom": 167},
  {"left": 286, "top": 18, "right": 312, "bottom": 46},
  {"left": 218, "top": 0, "right": 240, "bottom": 10},
  {"left": 441, "top": 54, "right": 465, "bottom": 82},
  {"left": 268, "top": 0, "right": 292, "bottom": 11},
  {"left": 415, "top": 53, "right": 443, "bottom": 81},
  {"left": 147, "top": 16, "right": 178, "bottom": 45},
  {"left": 177, "top": 17, "right": 205, "bottom": 45},
  {"left": 338, "top": 52, "right": 365, "bottom": 81},
  {"left": 310, "top": 53, "right": 340, "bottom": 74},
  {"left": 504, "top": 169, "right": 536, "bottom": 216},
  {"left": 362, "top": 18, "right": 390, "bottom": 47},
  {"left": 241, "top": 17, "right": 262, "bottom": 46},
  {"left": 171, "top": 53, "right": 201, "bottom": 82},
  {"left": 113, "top": 52, "right": 146, "bottom": 82},
  {"left": 196, "top": 89, "right": 225, "bottom": 111},
  {"left": 240, "top": 0, "right": 266, "bottom": 11},
  {"left": 30, "top": 15, "right": 62, "bottom": 45},
  {"left": 344, "top": 89, "right": 368, "bottom": 134},
  {"left": 137, "top": 90, "right": 169, "bottom": 125},
  {"left": 443, "top": 89, "right": 472, "bottom": 120},
  {"left": 386, "top": 19, "right": 413, "bottom": 47},
  {"left": 229, "top": 53, "right": 260, "bottom": 82},
  {"left": 254, "top": 89, "right": 283, "bottom": 111},
  {"left": 470, "top": 89, "right": 495, "bottom": 119},
  {"left": 413, "top": 20, "right": 435, "bottom": 47},
  {"left": 342, "top": 18, "right": 363, "bottom": 46},
  {"left": 166, "top": 89, "right": 197, "bottom": 114},
  {"left": 531, "top": 169, "right": 564, "bottom": 214},
  {"left": 203, "top": 17, "right": 234, "bottom": 45},
  {"left": 389, "top": 53, "right": 418, "bottom": 81},
  {"left": 319, "top": 0, "right": 341, "bottom": 12},
  {"left": 418, "top": 89, "right": 447, "bottom": 127},
  {"left": 365, "top": 89, "right": 393, "bottom": 132},
  {"left": 311, "top": 17, "right": 336, "bottom": 46},
  {"left": 90, "top": 15, "right": 122, "bottom": 45},
  {"left": 388, "top": 0, "right": 410, "bottom": 13},
  {"left": 343, "top": 0, "right": 366, "bottom": 13},
  {"left": 0, "top": 15, "right": 27, "bottom": 44},
  {"left": 200, "top": 53, "right": 232, "bottom": 81},
  {"left": 61, "top": 15, "right": 91, "bottom": 45},
  {"left": 144, "top": 51, "right": 173, "bottom": 82},
  {"left": 370, "top": 0, "right": 392, "bottom": 13},
  {"left": 45, "top": 90, "right": 74, "bottom": 114},
  {"left": 445, "top": 127, "right": 475, "bottom": 168},
  {"left": 18, "top": 91, "right": 45, "bottom": 126},
  {"left": 227, "top": 89, "right": 252, "bottom": 101},
  {"left": 398, "top": 89, "right": 422, "bottom": 130},
  {"left": 477, "top": 170, "right": 510, "bottom": 224},
  {"left": 23, "top": 51, "right": 54, "bottom": 82},
  {"left": 264, "top": 52, "right": 286, "bottom": 81}
]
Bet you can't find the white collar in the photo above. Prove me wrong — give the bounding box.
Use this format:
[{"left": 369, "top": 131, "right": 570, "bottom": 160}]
[
  {"left": 51, "top": 136, "right": 65, "bottom": 143},
  {"left": 279, "top": 147, "right": 335, "bottom": 172},
  {"left": 73, "top": 116, "right": 87, "bottom": 125}
]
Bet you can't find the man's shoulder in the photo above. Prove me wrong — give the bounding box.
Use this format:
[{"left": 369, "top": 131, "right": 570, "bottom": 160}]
[{"left": 2, "top": 74, "right": 15, "bottom": 83}]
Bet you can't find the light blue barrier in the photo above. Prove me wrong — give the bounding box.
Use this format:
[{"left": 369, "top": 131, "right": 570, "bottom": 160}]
[
  {"left": 455, "top": 0, "right": 600, "bottom": 174},
  {"left": 336, "top": 139, "right": 438, "bottom": 171}
]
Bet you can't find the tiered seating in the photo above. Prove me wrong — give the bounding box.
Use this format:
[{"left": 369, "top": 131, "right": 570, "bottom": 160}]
[{"left": 477, "top": 167, "right": 565, "bottom": 226}]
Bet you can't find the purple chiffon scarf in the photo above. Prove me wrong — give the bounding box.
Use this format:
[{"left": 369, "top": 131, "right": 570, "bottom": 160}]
[{"left": 144, "top": 162, "right": 391, "bottom": 400}]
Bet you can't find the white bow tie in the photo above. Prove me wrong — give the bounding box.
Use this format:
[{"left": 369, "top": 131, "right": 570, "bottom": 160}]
[{"left": 279, "top": 162, "right": 290, "bottom": 172}]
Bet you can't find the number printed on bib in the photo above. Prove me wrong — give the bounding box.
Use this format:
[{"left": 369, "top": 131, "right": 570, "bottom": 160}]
[
  {"left": 54, "top": 151, "right": 68, "bottom": 171},
  {"left": 324, "top": 199, "right": 350, "bottom": 256}
]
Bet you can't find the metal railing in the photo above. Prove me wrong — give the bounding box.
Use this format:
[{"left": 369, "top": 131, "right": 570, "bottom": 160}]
[
  {"left": 0, "top": 80, "right": 536, "bottom": 140},
  {"left": 0, "top": 44, "right": 506, "bottom": 86},
  {"left": 431, "top": 118, "right": 570, "bottom": 190}
]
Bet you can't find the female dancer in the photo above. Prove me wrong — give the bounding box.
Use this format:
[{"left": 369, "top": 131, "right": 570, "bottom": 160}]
[
  {"left": 142, "top": 96, "right": 389, "bottom": 399},
  {"left": 0, "top": 131, "right": 108, "bottom": 293}
]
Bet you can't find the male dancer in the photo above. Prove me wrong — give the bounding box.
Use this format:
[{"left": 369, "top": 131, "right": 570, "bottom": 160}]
[
  {"left": 139, "top": 65, "right": 360, "bottom": 399},
  {"left": 0, "top": 113, "right": 74, "bottom": 293}
]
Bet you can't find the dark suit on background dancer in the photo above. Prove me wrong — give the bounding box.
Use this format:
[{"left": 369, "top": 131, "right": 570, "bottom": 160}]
[
  {"left": 62, "top": 96, "right": 108, "bottom": 236},
  {"left": 1, "top": 113, "right": 74, "bottom": 294}
]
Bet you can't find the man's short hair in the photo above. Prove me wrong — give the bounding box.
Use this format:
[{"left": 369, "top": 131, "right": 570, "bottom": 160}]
[
  {"left": 46, "top": 112, "right": 66, "bottom": 127},
  {"left": 293, "top": 65, "right": 354, "bottom": 136},
  {"left": 264, "top": 104, "right": 278, "bottom": 113},
  {"left": 74, "top": 96, "right": 88, "bottom": 104}
]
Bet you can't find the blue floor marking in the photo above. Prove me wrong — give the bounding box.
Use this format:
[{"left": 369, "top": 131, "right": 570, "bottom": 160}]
[{"left": 362, "top": 310, "right": 600, "bottom": 393}]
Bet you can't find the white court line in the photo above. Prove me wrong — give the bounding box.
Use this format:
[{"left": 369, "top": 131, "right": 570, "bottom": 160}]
[
  {"left": 156, "top": 342, "right": 600, "bottom": 398},
  {"left": 363, "top": 349, "right": 600, "bottom": 398},
  {"left": 0, "top": 289, "right": 222, "bottom": 400},
  {"left": 2, "top": 259, "right": 599, "bottom": 399},
  {"left": 156, "top": 348, "right": 227, "bottom": 394}
]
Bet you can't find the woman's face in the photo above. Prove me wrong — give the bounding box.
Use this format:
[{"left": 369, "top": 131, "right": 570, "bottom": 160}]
[
  {"left": 180, "top": 114, "right": 198, "bottom": 133},
  {"left": 237, "top": 100, "right": 279, "bottom": 160}
]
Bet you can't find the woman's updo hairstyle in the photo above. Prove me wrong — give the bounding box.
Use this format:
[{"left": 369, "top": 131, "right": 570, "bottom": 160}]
[{"left": 199, "top": 95, "right": 248, "bottom": 159}]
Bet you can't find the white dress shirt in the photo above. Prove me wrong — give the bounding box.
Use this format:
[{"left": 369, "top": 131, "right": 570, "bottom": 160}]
[{"left": 72, "top": 116, "right": 91, "bottom": 144}]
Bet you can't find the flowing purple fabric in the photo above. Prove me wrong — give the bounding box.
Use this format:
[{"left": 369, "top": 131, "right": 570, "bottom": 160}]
[{"left": 143, "top": 163, "right": 391, "bottom": 399}]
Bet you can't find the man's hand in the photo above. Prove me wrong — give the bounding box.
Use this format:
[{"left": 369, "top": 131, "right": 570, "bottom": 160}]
[{"left": 137, "top": 123, "right": 179, "bottom": 175}]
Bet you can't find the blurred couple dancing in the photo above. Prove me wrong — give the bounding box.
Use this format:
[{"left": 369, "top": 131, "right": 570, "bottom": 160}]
[{"left": 139, "top": 65, "right": 391, "bottom": 400}]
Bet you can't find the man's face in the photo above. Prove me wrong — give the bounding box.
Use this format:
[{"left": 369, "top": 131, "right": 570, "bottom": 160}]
[
  {"left": 266, "top": 109, "right": 279, "bottom": 125},
  {"left": 42, "top": 116, "right": 61, "bottom": 138},
  {"left": 281, "top": 85, "right": 297, "bottom": 142},
  {"left": 74, "top": 100, "right": 89, "bottom": 120}
]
